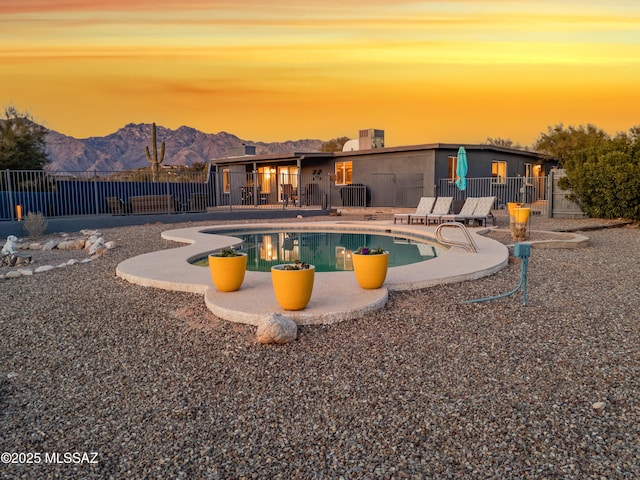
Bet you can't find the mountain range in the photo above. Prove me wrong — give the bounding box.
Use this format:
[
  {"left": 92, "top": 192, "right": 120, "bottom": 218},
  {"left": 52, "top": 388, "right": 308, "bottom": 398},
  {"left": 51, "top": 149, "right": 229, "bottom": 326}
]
[{"left": 44, "top": 123, "right": 325, "bottom": 172}]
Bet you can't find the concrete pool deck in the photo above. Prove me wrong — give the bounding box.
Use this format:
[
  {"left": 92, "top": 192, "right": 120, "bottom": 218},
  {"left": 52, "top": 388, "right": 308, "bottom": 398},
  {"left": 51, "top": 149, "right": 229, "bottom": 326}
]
[{"left": 116, "top": 220, "right": 510, "bottom": 325}]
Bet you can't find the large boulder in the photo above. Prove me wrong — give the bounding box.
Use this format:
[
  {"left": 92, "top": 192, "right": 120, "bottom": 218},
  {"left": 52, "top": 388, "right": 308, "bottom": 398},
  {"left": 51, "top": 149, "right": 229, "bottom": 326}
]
[{"left": 256, "top": 313, "right": 298, "bottom": 344}]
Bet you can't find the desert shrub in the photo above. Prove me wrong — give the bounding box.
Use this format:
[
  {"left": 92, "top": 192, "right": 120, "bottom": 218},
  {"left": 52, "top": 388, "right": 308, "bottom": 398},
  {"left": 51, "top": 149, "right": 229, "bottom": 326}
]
[{"left": 23, "top": 211, "right": 48, "bottom": 238}]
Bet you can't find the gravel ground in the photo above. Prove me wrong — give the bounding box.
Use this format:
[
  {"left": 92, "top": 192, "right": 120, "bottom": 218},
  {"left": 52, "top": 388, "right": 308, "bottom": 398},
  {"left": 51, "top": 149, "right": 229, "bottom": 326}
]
[{"left": 1, "top": 213, "right": 639, "bottom": 479}]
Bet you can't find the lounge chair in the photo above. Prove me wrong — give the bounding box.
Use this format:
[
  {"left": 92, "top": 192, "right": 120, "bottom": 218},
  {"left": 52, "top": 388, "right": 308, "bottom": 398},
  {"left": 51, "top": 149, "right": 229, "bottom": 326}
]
[
  {"left": 425, "top": 197, "right": 454, "bottom": 224},
  {"left": 393, "top": 197, "right": 436, "bottom": 224},
  {"left": 439, "top": 197, "right": 480, "bottom": 224},
  {"left": 445, "top": 196, "right": 496, "bottom": 226},
  {"left": 464, "top": 196, "right": 497, "bottom": 226}
]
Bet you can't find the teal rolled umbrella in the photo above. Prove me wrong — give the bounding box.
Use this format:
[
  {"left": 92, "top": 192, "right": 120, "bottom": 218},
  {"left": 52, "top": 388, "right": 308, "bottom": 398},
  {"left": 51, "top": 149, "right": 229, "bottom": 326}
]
[{"left": 455, "top": 146, "right": 468, "bottom": 191}]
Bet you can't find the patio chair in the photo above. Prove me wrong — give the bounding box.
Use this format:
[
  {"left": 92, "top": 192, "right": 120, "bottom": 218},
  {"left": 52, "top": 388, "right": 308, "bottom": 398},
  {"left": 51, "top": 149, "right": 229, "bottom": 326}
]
[
  {"left": 425, "top": 197, "right": 454, "bottom": 224},
  {"left": 282, "top": 183, "right": 298, "bottom": 206},
  {"left": 393, "top": 197, "right": 436, "bottom": 224},
  {"left": 462, "top": 196, "right": 497, "bottom": 226},
  {"left": 438, "top": 197, "right": 480, "bottom": 225}
]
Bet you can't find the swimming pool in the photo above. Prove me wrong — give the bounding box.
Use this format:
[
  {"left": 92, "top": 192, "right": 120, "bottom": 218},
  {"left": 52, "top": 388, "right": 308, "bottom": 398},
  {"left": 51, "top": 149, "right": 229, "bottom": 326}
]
[
  {"left": 192, "top": 228, "right": 447, "bottom": 272},
  {"left": 115, "top": 221, "right": 509, "bottom": 324}
]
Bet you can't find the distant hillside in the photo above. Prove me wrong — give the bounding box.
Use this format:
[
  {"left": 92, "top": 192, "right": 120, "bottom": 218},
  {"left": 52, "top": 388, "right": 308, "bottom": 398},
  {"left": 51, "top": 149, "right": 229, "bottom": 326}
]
[{"left": 43, "top": 123, "right": 325, "bottom": 172}]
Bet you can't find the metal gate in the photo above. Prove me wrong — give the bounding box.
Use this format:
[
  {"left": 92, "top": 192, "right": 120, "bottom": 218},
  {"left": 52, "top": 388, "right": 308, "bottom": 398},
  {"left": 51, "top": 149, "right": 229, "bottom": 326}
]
[{"left": 548, "top": 169, "right": 586, "bottom": 218}]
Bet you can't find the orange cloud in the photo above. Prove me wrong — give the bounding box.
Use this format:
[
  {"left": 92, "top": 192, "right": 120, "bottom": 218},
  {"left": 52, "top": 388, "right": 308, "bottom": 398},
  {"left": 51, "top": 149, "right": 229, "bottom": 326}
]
[{"left": 1, "top": 0, "right": 639, "bottom": 144}]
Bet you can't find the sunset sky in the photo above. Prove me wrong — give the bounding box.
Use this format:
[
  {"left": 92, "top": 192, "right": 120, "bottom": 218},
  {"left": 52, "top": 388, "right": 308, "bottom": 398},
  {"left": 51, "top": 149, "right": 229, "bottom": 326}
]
[{"left": 1, "top": 0, "right": 639, "bottom": 147}]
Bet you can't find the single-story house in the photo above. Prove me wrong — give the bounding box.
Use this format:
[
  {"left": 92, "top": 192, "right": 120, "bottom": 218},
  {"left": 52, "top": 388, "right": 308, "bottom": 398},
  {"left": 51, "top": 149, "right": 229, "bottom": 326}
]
[{"left": 211, "top": 141, "right": 557, "bottom": 209}]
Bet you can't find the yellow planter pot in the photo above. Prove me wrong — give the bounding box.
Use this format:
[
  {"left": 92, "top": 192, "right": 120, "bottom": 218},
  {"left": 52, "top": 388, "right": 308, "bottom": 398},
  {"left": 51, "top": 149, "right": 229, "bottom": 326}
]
[
  {"left": 208, "top": 253, "right": 247, "bottom": 292},
  {"left": 508, "top": 202, "right": 525, "bottom": 238},
  {"left": 271, "top": 265, "right": 315, "bottom": 311},
  {"left": 352, "top": 252, "right": 389, "bottom": 289},
  {"left": 507, "top": 202, "right": 523, "bottom": 217},
  {"left": 514, "top": 207, "right": 531, "bottom": 224}
]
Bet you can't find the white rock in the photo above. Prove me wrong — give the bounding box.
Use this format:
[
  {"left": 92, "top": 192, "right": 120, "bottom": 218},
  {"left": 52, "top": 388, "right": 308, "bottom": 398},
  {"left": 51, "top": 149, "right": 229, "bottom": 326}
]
[
  {"left": 2, "top": 235, "right": 18, "bottom": 255},
  {"left": 88, "top": 238, "right": 105, "bottom": 256},
  {"left": 18, "top": 269, "right": 33, "bottom": 276},
  {"left": 5, "top": 271, "right": 21, "bottom": 278},
  {"left": 74, "top": 239, "right": 86, "bottom": 250},
  {"left": 256, "top": 313, "right": 298, "bottom": 344},
  {"left": 67, "top": 259, "right": 78, "bottom": 266},
  {"left": 105, "top": 241, "right": 116, "bottom": 250},
  {"left": 57, "top": 263, "right": 68, "bottom": 268},
  {"left": 85, "top": 235, "right": 101, "bottom": 251},
  {"left": 34, "top": 265, "right": 55, "bottom": 273},
  {"left": 56, "top": 240, "right": 69, "bottom": 250},
  {"left": 42, "top": 240, "right": 58, "bottom": 250},
  {"left": 28, "top": 242, "right": 43, "bottom": 250},
  {"left": 592, "top": 401, "right": 605, "bottom": 410}
]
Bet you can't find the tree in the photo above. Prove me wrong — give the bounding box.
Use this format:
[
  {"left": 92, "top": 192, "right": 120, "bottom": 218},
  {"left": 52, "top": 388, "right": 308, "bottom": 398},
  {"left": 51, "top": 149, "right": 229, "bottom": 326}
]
[
  {"left": 320, "top": 136, "right": 350, "bottom": 152},
  {"left": 484, "top": 137, "right": 523, "bottom": 150},
  {"left": 0, "top": 107, "right": 49, "bottom": 170},
  {"left": 535, "top": 123, "right": 640, "bottom": 220},
  {"left": 534, "top": 123, "right": 609, "bottom": 167}
]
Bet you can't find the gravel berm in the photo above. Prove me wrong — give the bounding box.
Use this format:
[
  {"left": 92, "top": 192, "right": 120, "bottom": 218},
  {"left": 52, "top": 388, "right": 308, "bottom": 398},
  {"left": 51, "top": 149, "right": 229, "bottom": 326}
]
[{"left": 1, "top": 213, "right": 639, "bottom": 479}]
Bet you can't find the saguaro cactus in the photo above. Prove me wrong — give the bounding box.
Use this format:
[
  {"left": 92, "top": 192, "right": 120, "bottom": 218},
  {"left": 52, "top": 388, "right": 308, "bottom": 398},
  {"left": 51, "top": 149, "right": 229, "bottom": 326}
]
[{"left": 145, "top": 122, "right": 165, "bottom": 182}]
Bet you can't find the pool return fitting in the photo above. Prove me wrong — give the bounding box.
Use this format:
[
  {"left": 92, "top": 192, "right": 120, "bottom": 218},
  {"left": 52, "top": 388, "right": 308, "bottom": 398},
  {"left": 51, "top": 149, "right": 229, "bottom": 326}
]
[{"left": 465, "top": 242, "right": 531, "bottom": 306}]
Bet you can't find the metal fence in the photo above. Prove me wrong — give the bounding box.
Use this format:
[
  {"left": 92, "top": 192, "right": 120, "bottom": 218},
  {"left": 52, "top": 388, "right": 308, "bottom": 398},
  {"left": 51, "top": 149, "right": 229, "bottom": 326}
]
[
  {"left": 1, "top": 168, "right": 215, "bottom": 220},
  {"left": 0, "top": 168, "right": 333, "bottom": 221},
  {"left": 2, "top": 167, "right": 562, "bottom": 221},
  {"left": 221, "top": 171, "right": 330, "bottom": 210},
  {"left": 548, "top": 169, "right": 586, "bottom": 218},
  {"left": 329, "top": 173, "right": 424, "bottom": 208},
  {"left": 437, "top": 176, "right": 549, "bottom": 216}
]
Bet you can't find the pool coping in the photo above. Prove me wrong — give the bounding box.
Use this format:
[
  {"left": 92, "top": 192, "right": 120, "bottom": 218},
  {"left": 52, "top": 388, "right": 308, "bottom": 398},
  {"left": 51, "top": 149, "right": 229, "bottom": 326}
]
[{"left": 116, "top": 220, "right": 509, "bottom": 325}]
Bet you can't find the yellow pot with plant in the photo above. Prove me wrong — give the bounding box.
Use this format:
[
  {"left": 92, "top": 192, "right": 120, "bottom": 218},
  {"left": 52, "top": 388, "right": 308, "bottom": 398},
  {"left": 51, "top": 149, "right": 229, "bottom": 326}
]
[
  {"left": 514, "top": 207, "right": 531, "bottom": 224},
  {"left": 351, "top": 246, "right": 389, "bottom": 289},
  {"left": 508, "top": 202, "right": 524, "bottom": 238},
  {"left": 271, "top": 260, "right": 315, "bottom": 310},
  {"left": 513, "top": 207, "right": 531, "bottom": 242},
  {"left": 208, "top": 247, "right": 247, "bottom": 292}
]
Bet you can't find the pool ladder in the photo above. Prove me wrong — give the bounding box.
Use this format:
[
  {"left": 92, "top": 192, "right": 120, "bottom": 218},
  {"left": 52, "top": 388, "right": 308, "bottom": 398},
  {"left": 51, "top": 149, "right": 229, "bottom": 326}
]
[{"left": 434, "top": 222, "right": 478, "bottom": 253}]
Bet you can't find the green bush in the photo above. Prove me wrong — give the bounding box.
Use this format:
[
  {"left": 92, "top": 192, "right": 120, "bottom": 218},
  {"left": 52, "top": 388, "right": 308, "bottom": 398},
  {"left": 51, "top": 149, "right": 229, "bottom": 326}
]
[{"left": 537, "top": 124, "right": 640, "bottom": 220}]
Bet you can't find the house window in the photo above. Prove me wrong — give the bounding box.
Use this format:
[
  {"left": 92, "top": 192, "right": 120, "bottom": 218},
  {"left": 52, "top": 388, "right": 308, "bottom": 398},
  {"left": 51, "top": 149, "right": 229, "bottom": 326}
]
[
  {"left": 492, "top": 161, "right": 507, "bottom": 184},
  {"left": 335, "top": 161, "right": 352, "bottom": 185},
  {"left": 222, "top": 168, "right": 230, "bottom": 193},
  {"left": 448, "top": 156, "right": 458, "bottom": 183}
]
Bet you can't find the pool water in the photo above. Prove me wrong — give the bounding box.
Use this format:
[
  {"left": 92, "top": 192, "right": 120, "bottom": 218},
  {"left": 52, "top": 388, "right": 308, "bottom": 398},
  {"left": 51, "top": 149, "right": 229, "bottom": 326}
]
[{"left": 192, "top": 230, "right": 443, "bottom": 272}]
